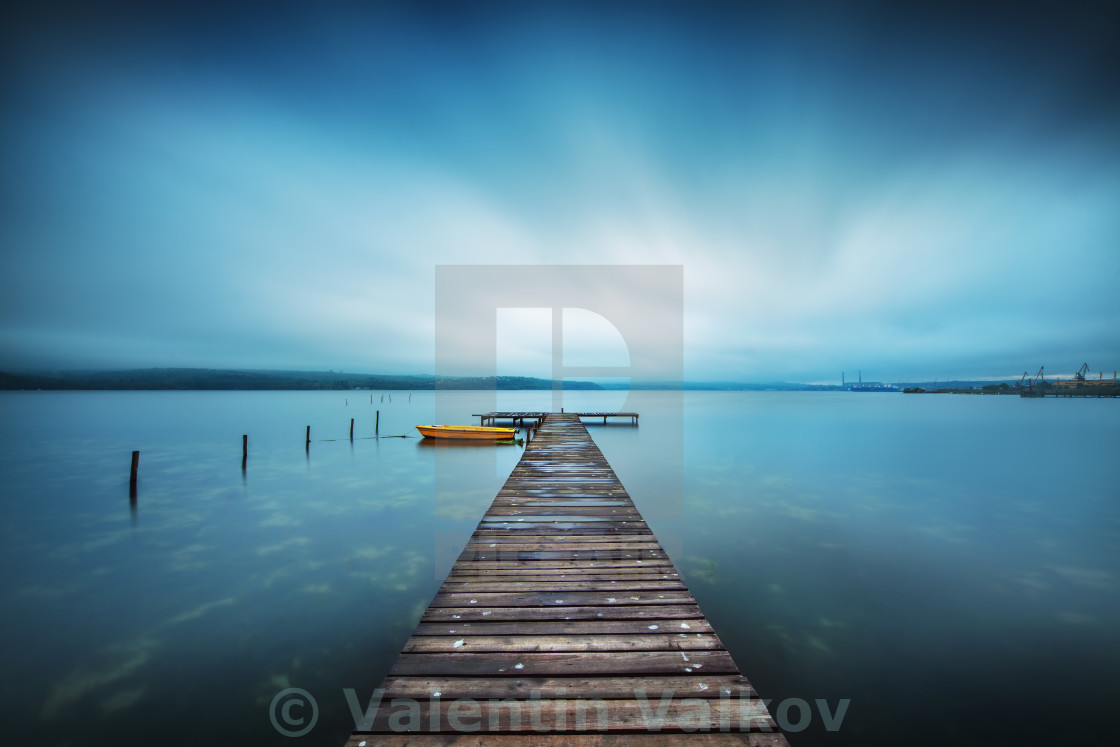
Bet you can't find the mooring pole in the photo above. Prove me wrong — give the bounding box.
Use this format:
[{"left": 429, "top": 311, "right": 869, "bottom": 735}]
[
  {"left": 350, "top": 418, "right": 355, "bottom": 441},
  {"left": 129, "top": 450, "right": 139, "bottom": 499},
  {"left": 376, "top": 410, "right": 380, "bottom": 435},
  {"left": 242, "top": 435, "right": 248, "bottom": 469},
  {"left": 306, "top": 425, "right": 311, "bottom": 450}
]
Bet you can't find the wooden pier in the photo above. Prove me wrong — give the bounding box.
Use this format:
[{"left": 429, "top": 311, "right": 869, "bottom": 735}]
[
  {"left": 477, "top": 411, "right": 640, "bottom": 426},
  {"left": 346, "top": 414, "right": 788, "bottom": 745}
]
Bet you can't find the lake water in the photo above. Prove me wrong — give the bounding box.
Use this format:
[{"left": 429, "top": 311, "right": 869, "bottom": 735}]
[{"left": 0, "top": 389, "right": 1117, "bottom": 746}]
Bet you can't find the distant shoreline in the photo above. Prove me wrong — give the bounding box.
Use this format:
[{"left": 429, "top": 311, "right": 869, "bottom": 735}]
[
  {"left": 0, "top": 367, "right": 1068, "bottom": 393},
  {"left": 0, "top": 369, "right": 604, "bottom": 392}
]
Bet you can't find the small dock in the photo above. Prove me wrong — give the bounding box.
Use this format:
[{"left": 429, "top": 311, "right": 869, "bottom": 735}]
[
  {"left": 477, "top": 411, "right": 640, "bottom": 426},
  {"left": 346, "top": 413, "right": 788, "bottom": 745}
]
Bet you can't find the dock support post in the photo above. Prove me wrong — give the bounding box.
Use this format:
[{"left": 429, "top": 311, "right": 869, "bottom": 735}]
[
  {"left": 376, "top": 410, "right": 380, "bottom": 435},
  {"left": 350, "top": 418, "right": 354, "bottom": 441},
  {"left": 129, "top": 450, "right": 139, "bottom": 498},
  {"left": 242, "top": 435, "right": 248, "bottom": 469},
  {"left": 306, "top": 425, "right": 311, "bottom": 450}
]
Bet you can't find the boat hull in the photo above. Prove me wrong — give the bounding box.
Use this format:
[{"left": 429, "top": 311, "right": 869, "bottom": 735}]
[{"left": 416, "top": 425, "right": 517, "bottom": 440}]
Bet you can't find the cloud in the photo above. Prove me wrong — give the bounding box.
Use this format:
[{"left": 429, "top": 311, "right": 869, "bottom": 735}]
[{"left": 2, "top": 1, "right": 1117, "bottom": 380}]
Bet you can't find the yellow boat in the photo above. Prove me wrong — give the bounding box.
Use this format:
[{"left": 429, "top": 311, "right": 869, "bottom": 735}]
[{"left": 415, "top": 424, "right": 517, "bottom": 440}]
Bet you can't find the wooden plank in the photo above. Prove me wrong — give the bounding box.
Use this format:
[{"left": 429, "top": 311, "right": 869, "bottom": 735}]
[
  {"left": 479, "top": 518, "right": 648, "bottom": 525},
  {"left": 497, "top": 487, "right": 630, "bottom": 494},
  {"left": 448, "top": 570, "right": 680, "bottom": 579},
  {"left": 450, "top": 560, "right": 676, "bottom": 570},
  {"left": 464, "top": 541, "right": 664, "bottom": 551},
  {"left": 372, "top": 675, "right": 751, "bottom": 700},
  {"left": 470, "top": 531, "right": 655, "bottom": 538},
  {"left": 491, "top": 499, "right": 634, "bottom": 506},
  {"left": 455, "top": 551, "right": 669, "bottom": 562},
  {"left": 463, "top": 544, "right": 666, "bottom": 553},
  {"left": 346, "top": 735, "right": 787, "bottom": 746},
  {"left": 421, "top": 604, "right": 704, "bottom": 623},
  {"left": 352, "top": 699, "right": 777, "bottom": 733},
  {"left": 472, "top": 531, "right": 655, "bottom": 538},
  {"left": 428, "top": 591, "right": 695, "bottom": 607},
  {"left": 388, "top": 650, "right": 741, "bottom": 676},
  {"left": 474, "top": 527, "right": 652, "bottom": 535},
  {"left": 460, "top": 548, "right": 665, "bottom": 560},
  {"left": 410, "top": 620, "right": 714, "bottom": 636},
  {"left": 445, "top": 578, "right": 682, "bottom": 586},
  {"left": 402, "top": 633, "right": 726, "bottom": 654},
  {"left": 439, "top": 581, "right": 687, "bottom": 593},
  {"left": 467, "top": 536, "right": 658, "bottom": 544},
  {"left": 347, "top": 735, "right": 788, "bottom": 747},
  {"left": 465, "top": 537, "right": 654, "bottom": 545},
  {"left": 472, "top": 527, "right": 653, "bottom": 536},
  {"left": 443, "top": 579, "right": 682, "bottom": 587}
]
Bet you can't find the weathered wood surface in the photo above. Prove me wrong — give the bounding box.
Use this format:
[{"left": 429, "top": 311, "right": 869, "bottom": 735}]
[
  {"left": 477, "top": 412, "right": 639, "bottom": 426},
  {"left": 346, "top": 735, "right": 789, "bottom": 746},
  {"left": 349, "top": 414, "right": 787, "bottom": 744}
]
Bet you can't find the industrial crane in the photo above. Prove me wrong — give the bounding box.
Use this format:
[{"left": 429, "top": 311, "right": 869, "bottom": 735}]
[
  {"left": 1019, "top": 366, "right": 1046, "bottom": 397},
  {"left": 1074, "top": 363, "right": 1089, "bottom": 382}
]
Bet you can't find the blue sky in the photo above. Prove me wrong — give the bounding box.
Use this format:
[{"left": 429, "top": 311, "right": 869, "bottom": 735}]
[{"left": 2, "top": 0, "right": 1118, "bottom": 383}]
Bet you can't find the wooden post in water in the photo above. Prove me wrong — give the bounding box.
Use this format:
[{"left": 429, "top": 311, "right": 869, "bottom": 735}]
[
  {"left": 306, "top": 425, "right": 311, "bottom": 450},
  {"left": 350, "top": 418, "right": 354, "bottom": 441},
  {"left": 242, "top": 435, "right": 248, "bottom": 469},
  {"left": 375, "top": 410, "right": 380, "bottom": 435},
  {"left": 129, "top": 450, "right": 139, "bottom": 499}
]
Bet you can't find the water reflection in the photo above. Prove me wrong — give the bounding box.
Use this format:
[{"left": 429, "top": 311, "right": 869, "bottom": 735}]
[{"left": 417, "top": 439, "right": 522, "bottom": 448}]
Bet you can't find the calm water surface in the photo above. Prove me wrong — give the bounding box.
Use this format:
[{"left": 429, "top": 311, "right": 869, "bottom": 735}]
[{"left": 0, "top": 390, "right": 1117, "bottom": 746}]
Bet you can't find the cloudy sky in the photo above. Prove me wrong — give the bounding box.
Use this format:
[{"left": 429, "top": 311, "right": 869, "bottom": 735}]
[{"left": 2, "top": 0, "right": 1118, "bottom": 383}]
